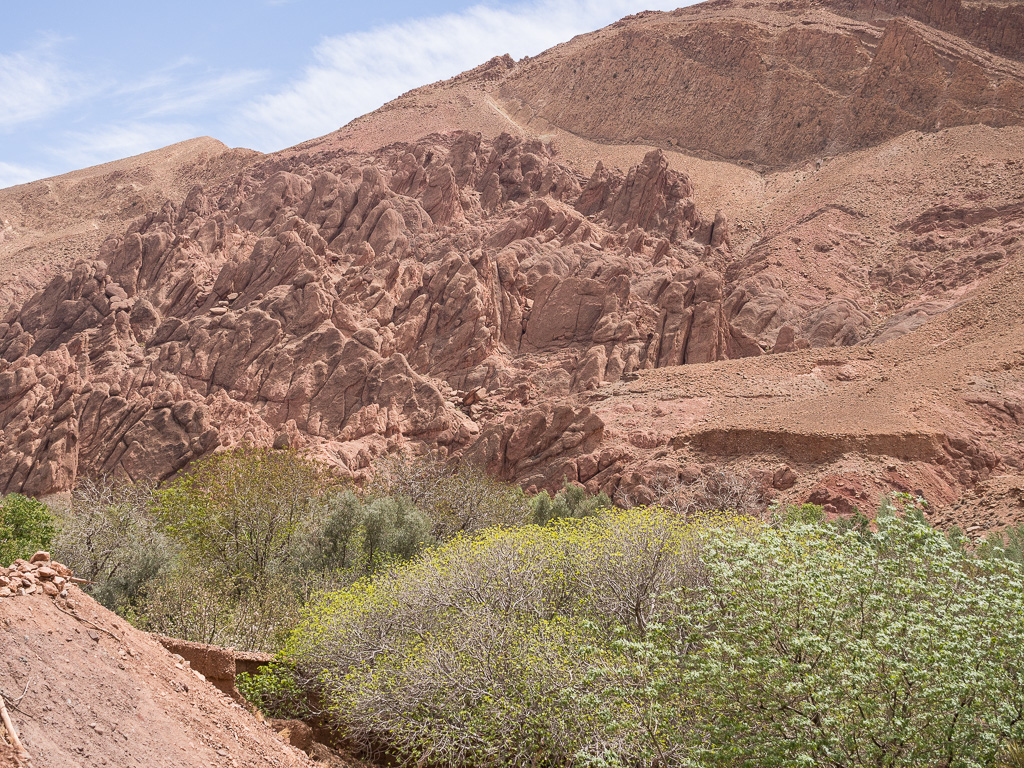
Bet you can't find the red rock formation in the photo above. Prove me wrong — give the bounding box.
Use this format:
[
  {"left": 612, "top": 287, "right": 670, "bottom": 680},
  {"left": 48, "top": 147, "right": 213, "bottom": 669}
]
[
  {"left": 1, "top": 0, "right": 1023, "bottom": 534},
  {"left": 0, "top": 134, "right": 759, "bottom": 495}
]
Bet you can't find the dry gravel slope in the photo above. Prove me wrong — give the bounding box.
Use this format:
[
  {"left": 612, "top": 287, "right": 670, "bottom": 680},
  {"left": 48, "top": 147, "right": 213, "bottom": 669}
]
[{"left": 0, "top": 585, "right": 314, "bottom": 768}]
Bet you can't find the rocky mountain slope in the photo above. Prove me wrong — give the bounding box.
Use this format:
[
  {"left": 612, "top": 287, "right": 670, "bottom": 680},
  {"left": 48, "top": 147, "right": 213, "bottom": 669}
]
[
  {"left": 323, "top": 0, "right": 1024, "bottom": 169},
  {"left": 0, "top": 138, "right": 258, "bottom": 308},
  {"left": 1, "top": 0, "right": 1022, "bottom": 531}
]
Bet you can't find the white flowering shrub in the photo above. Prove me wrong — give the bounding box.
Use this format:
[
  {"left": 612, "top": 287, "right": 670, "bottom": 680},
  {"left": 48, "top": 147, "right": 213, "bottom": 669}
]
[{"left": 667, "top": 504, "right": 1024, "bottom": 767}]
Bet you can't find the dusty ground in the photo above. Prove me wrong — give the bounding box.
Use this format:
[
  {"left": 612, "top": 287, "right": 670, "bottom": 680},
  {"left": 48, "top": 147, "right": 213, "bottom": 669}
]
[
  {"left": 592, "top": 247, "right": 1024, "bottom": 530},
  {"left": 0, "top": 587, "right": 315, "bottom": 768}
]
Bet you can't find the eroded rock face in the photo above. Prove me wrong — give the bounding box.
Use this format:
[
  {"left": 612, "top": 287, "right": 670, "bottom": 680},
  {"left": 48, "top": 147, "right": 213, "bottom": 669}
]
[
  {"left": 0, "top": 134, "right": 772, "bottom": 495},
  {"left": 826, "top": 0, "right": 1024, "bottom": 63},
  {"left": 2, "top": 0, "right": 1023, "bottom": 524}
]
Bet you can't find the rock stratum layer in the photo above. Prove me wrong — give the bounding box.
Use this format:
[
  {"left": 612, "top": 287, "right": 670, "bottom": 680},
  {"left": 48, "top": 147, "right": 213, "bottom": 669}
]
[{"left": 1, "top": 0, "right": 1023, "bottom": 532}]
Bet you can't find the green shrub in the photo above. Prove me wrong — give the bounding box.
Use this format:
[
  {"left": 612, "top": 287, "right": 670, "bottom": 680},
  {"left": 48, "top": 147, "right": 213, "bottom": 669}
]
[
  {"left": 999, "top": 741, "right": 1024, "bottom": 768},
  {"left": 140, "top": 559, "right": 302, "bottom": 650},
  {"left": 978, "top": 523, "right": 1024, "bottom": 564},
  {"left": 361, "top": 495, "right": 432, "bottom": 566},
  {"left": 154, "top": 447, "right": 332, "bottom": 587},
  {"left": 0, "top": 493, "right": 56, "bottom": 565},
  {"left": 769, "top": 501, "right": 825, "bottom": 526},
  {"left": 237, "top": 663, "right": 315, "bottom": 721},
  {"left": 307, "top": 490, "right": 366, "bottom": 571},
  {"left": 274, "top": 507, "right": 1024, "bottom": 767},
  {"left": 138, "top": 560, "right": 237, "bottom": 643},
  {"left": 530, "top": 480, "right": 613, "bottom": 526}
]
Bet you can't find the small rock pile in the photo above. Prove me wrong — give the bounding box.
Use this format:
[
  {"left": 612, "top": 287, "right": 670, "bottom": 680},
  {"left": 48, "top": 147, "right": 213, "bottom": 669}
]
[{"left": 0, "top": 552, "right": 72, "bottom": 600}]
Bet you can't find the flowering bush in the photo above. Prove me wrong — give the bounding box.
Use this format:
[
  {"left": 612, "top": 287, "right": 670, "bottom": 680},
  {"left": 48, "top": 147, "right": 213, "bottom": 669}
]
[
  {"left": 672, "top": 505, "right": 1024, "bottom": 766},
  {"left": 261, "top": 505, "right": 1024, "bottom": 766}
]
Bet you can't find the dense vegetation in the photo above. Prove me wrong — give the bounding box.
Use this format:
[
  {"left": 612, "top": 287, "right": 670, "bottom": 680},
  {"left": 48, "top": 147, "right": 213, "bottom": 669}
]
[
  {"left": 242, "top": 497, "right": 1024, "bottom": 767},
  {"left": 4, "top": 452, "right": 1024, "bottom": 765},
  {"left": 5, "top": 448, "right": 551, "bottom": 649}
]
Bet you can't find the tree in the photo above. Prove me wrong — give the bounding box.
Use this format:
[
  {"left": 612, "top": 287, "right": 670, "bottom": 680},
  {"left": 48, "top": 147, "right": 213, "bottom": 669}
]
[
  {"left": 372, "top": 453, "right": 530, "bottom": 539},
  {"left": 671, "top": 509, "right": 1024, "bottom": 767},
  {"left": 153, "top": 447, "right": 332, "bottom": 588},
  {"left": 53, "top": 476, "right": 171, "bottom": 612},
  {"left": 0, "top": 493, "right": 56, "bottom": 565},
  {"left": 530, "top": 480, "right": 613, "bottom": 526}
]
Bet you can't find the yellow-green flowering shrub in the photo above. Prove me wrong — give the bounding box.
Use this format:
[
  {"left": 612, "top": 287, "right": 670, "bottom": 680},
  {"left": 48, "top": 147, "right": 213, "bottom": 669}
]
[
  {"left": 269, "top": 508, "right": 746, "bottom": 765},
  {"left": 258, "top": 504, "right": 1024, "bottom": 766}
]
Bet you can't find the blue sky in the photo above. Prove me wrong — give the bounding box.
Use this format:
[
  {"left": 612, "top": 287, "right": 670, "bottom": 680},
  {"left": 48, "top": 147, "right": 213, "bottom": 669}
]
[{"left": 0, "top": 0, "right": 688, "bottom": 188}]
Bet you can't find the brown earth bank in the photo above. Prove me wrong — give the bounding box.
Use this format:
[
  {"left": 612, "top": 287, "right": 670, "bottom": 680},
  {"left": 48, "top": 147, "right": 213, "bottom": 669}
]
[
  {"left": 0, "top": 555, "right": 325, "bottom": 768},
  {"left": 1, "top": 0, "right": 1023, "bottom": 533}
]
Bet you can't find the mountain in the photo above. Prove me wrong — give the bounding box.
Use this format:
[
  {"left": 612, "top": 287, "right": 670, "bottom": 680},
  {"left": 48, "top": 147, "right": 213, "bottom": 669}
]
[
  {"left": 322, "top": 0, "right": 1024, "bottom": 169},
  {"left": 0, "top": 138, "right": 257, "bottom": 308},
  {"left": 1, "top": 0, "right": 1022, "bottom": 532}
]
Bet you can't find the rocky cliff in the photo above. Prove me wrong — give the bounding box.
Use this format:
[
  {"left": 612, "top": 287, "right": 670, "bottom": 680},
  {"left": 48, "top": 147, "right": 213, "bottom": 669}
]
[{"left": 0, "top": 134, "right": 762, "bottom": 494}]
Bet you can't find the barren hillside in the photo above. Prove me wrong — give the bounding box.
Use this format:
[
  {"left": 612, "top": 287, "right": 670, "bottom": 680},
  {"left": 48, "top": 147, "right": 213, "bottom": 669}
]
[
  {"left": 0, "top": 138, "right": 259, "bottom": 307},
  {"left": 0, "top": 561, "right": 314, "bottom": 768}
]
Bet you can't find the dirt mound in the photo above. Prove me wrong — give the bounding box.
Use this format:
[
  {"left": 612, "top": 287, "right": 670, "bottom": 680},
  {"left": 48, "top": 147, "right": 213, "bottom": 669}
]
[
  {"left": 0, "top": 556, "right": 315, "bottom": 768},
  {"left": 498, "top": 1, "right": 1024, "bottom": 169}
]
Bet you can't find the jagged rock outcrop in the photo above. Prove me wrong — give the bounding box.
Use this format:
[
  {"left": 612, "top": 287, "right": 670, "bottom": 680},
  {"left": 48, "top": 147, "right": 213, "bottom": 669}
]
[
  {"left": 0, "top": 134, "right": 770, "bottom": 495},
  {"left": 1, "top": 0, "right": 1023, "bottom": 532},
  {"left": 0, "top": 138, "right": 257, "bottom": 309}
]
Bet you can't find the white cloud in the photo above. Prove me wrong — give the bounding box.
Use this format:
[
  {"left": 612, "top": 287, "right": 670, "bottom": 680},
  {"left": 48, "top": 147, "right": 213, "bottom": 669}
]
[
  {"left": 139, "top": 70, "right": 268, "bottom": 117},
  {"left": 0, "top": 160, "right": 50, "bottom": 189},
  {"left": 0, "top": 40, "right": 87, "bottom": 130},
  {"left": 49, "top": 122, "right": 198, "bottom": 169},
  {"left": 0, "top": 36, "right": 263, "bottom": 179},
  {"left": 236, "top": 0, "right": 685, "bottom": 151},
  {"left": 115, "top": 59, "right": 267, "bottom": 118}
]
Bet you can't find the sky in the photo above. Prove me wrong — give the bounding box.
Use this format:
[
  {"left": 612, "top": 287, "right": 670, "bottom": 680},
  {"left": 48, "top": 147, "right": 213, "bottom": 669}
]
[{"left": 0, "top": 0, "right": 689, "bottom": 189}]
